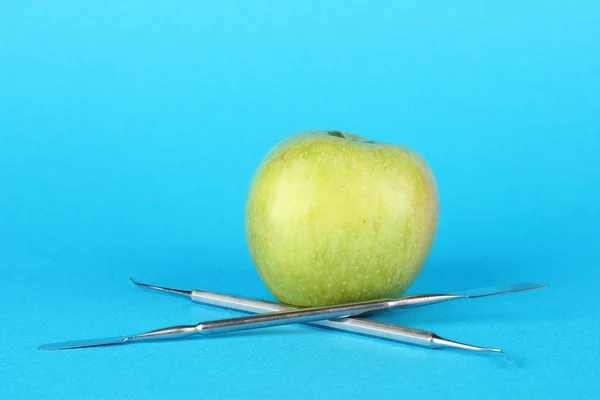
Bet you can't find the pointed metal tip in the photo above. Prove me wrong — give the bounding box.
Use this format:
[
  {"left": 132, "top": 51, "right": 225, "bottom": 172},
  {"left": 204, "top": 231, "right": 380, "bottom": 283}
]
[
  {"left": 38, "top": 336, "right": 129, "bottom": 351},
  {"left": 431, "top": 335, "right": 513, "bottom": 361},
  {"left": 129, "top": 277, "right": 192, "bottom": 297},
  {"left": 526, "top": 282, "right": 550, "bottom": 291},
  {"left": 464, "top": 281, "right": 549, "bottom": 298},
  {"left": 486, "top": 348, "right": 513, "bottom": 362},
  {"left": 501, "top": 351, "right": 513, "bottom": 363}
]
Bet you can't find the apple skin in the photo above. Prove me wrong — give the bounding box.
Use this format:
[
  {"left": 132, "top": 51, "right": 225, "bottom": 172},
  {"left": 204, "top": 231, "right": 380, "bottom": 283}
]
[{"left": 244, "top": 130, "right": 439, "bottom": 307}]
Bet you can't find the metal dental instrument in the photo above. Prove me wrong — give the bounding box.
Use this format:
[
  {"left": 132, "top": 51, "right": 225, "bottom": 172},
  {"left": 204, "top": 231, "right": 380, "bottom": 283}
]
[
  {"left": 130, "top": 278, "right": 515, "bottom": 358},
  {"left": 37, "top": 295, "right": 464, "bottom": 351},
  {"left": 130, "top": 278, "right": 547, "bottom": 358},
  {"left": 39, "top": 280, "right": 547, "bottom": 354},
  {"left": 131, "top": 278, "right": 547, "bottom": 313}
]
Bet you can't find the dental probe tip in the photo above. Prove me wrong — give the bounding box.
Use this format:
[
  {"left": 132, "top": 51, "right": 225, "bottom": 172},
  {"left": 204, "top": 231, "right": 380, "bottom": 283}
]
[{"left": 129, "top": 277, "right": 192, "bottom": 297}]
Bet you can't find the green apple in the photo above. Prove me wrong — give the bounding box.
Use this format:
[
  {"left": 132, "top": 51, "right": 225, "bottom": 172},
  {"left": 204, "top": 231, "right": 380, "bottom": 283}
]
[{"left": 244, "top": 130, "right": 439, "bottom": 307}]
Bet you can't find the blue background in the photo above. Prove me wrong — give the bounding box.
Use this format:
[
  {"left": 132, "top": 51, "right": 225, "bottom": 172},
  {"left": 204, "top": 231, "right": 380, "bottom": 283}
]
[{"left": 1, "top": 1, "right": 599, "bottom": 398}]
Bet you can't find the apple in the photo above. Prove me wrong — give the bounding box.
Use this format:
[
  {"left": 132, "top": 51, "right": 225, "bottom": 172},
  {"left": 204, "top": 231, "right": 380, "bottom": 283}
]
[{"left": 244, "top": 130, "right": 439, "bottom": 307}]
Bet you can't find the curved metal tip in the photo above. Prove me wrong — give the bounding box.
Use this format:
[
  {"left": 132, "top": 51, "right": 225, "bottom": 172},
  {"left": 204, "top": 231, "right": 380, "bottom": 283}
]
[
  {"left": 487, "top": 348, "right": 513, "bottom": 362},
  {"left": 130, "top": 277, "right": 192, "bottom": 297},
  {"left": 431, "top": 335, "right": 513, "bottom": 361}
]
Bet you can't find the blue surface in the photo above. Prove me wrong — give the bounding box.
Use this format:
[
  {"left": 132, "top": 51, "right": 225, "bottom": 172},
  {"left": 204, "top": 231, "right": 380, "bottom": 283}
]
[{"left": 1, "top": 1, "right": 599, "bottom": 398}]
